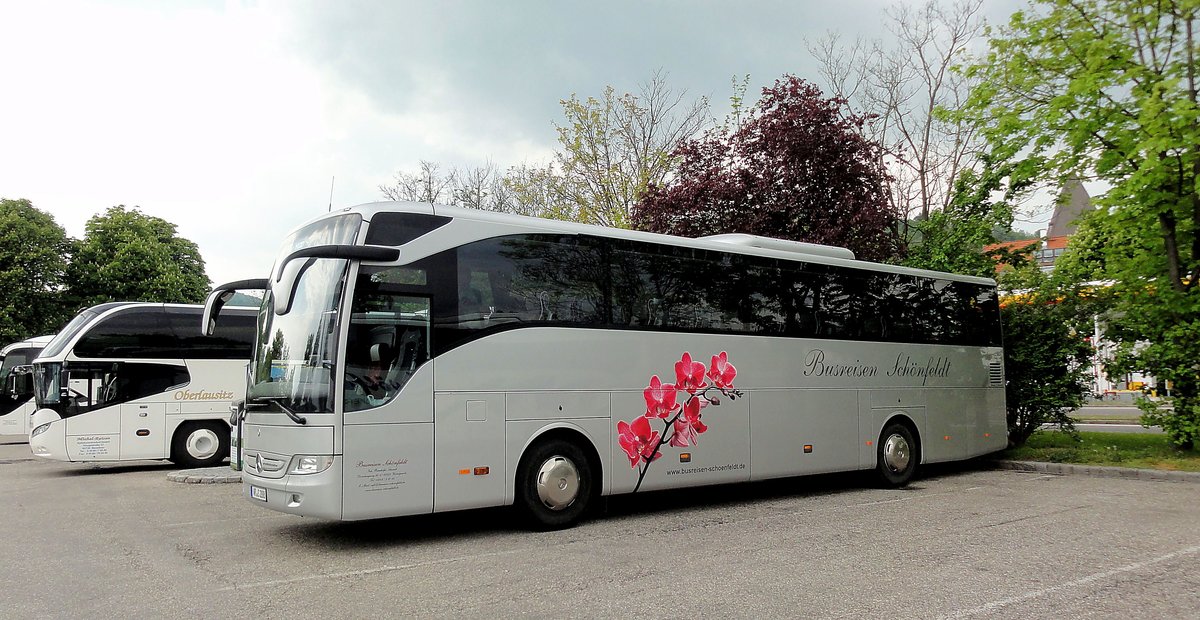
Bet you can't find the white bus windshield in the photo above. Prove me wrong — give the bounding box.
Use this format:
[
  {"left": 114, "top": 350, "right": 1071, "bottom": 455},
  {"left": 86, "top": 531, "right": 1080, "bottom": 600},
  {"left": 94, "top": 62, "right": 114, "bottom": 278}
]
[{"left": 249, "top": 214, "right": 361, "bottom": 414}]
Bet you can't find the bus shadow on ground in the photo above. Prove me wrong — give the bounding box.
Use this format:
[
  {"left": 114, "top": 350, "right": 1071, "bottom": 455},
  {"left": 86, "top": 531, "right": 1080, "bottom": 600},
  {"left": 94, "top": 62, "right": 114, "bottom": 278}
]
[
  {"left": 279, "top": 458, "right": 995, "bottom": 550},
  {"left": 48, "top": 461, "right": 179, "bottom": 477}
]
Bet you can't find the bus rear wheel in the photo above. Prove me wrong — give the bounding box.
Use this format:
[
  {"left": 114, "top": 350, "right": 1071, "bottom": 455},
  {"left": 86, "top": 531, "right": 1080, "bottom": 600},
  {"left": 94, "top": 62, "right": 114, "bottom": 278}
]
[
  {"left": 516, "top": 438, "right": 595, "bottom": 530},
  {"left": 875, "top": 422, "right": 918, "bottom": 487},
  {"left": 171, "top": 421, "right": 229, "bottom": 468}
]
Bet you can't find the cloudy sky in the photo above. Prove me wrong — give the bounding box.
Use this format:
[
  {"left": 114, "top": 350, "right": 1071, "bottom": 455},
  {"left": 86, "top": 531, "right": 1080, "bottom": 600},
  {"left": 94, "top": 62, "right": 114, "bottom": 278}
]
[{"left": 1, "top": 0, "right": 1027, "bottom": 285}]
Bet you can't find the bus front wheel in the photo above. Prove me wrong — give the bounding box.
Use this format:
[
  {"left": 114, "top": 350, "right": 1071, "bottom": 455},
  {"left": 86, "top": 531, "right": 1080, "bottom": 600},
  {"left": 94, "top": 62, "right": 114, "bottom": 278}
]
[
  {"left": 171, "top": 421, "right": 230, "bottom": 468},
  {"left": 875, "top": 422, "right": 918, "bottom": 487},
  {"left": 516, "top": 438, "right": 595, "bottom": 530}
]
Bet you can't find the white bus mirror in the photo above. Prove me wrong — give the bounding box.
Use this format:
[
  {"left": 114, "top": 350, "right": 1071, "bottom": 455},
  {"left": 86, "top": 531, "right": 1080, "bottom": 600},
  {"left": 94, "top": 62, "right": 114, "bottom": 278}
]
[
  {"left": 202, "top": 278, "right": 269, "bottom": 335},
  {"left": 12, "top": 364, "right": 33, "bottom": 376}
]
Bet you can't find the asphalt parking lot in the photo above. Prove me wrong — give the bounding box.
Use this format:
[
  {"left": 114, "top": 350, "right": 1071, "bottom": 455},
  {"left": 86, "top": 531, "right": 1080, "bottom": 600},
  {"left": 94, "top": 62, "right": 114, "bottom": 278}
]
[{"left": 3, "top": 435, "right": 1199, "bottom": 619}]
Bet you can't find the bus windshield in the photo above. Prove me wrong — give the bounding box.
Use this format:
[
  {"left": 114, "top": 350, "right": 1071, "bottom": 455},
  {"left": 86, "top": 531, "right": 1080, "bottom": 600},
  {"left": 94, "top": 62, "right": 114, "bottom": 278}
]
[
  {"left": 40, "top": 309, "right": 103, "bottom": 360},
  {"left": 249, "top": 214, "right": 362, "bottom": 414},
  {"left": 33, "top": 361, "right": 62, "bottom": 409}
]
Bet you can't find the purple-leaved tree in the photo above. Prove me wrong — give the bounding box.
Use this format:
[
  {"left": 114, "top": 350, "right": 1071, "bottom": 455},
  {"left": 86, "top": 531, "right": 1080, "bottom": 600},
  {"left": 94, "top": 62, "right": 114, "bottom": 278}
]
[{"left": 631, "top": 75, "right": 904, "bottom": 263}]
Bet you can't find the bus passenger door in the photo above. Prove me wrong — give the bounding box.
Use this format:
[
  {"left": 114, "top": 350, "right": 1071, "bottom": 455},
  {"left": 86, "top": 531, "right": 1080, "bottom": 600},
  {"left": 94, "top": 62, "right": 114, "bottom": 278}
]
[
  {"left": 340, "top": 294, "right": 436, "bottom": 520},
  {"left": 120, "top": 402, "right": 167, "bottom": 460}
]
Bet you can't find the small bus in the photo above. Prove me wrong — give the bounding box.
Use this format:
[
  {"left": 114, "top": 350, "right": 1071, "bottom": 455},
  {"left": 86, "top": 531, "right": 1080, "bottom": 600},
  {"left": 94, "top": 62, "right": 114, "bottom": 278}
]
[
  {"left": 0, "top": 335, "right": 54, "bottom": 437},
  {"left": 30, "top": 303, "right": 256, "bottom": 467},
  {"left": 207, "top": 202, "right": 1005, "bottom": 528}
]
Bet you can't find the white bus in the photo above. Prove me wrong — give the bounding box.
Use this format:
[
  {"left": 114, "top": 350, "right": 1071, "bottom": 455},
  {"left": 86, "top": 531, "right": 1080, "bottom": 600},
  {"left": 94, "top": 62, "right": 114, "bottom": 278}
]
[
  {"left": 0, "top": 335, "right": 54, "bottom": 437},
  {"left": 29, "top": 302, "right": 256, "bottom": 467},
  {"left": 209, "top": 202, "right": 1005, "bottom": 529}
]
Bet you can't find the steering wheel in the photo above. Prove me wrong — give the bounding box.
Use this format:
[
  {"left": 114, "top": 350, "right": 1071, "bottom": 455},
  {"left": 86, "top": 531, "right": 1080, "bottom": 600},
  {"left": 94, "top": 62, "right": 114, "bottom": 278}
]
[{"left": 344, "top": 370, "right": 388, "bottom": 396}]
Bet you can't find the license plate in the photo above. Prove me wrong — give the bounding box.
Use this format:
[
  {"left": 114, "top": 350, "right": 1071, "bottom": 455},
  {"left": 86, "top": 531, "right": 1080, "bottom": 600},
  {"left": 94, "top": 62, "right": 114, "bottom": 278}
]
[{"left": 250, "top": 485, "right": 267, "bottom": 502}]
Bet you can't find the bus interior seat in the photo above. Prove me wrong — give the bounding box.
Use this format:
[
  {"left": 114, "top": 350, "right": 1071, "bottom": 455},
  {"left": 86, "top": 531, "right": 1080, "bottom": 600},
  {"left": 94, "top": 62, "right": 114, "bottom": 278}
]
[
  {"left": 369, "top": 342, "right": 394, "bottom": 371},
  {"left": 387, "top": 328, "right": 424, "bottom": 388}
]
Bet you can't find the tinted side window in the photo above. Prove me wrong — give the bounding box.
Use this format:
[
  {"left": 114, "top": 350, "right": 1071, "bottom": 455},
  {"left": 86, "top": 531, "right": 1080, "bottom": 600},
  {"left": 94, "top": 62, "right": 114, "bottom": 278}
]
[
  {"left": 430, "top": 235, "right": 607, "bottom": 355},
  {"left": 424, "top": 233, "right": 1003, "bottom": 352},
  {"left": 169, "top": 310, "right": 256, "bottom": 359},
  {"left": 457, "top": 235, "right": 606, "bottom": 325},
  {"left": 73, "top": 309, "right": 254, "bottom": 360},
  {"left": 342, "top": 283, "right": 431, "bottom": 413},
  {"left": 75, "top": 312, "right": 176, "bottom": 358},
  {"left": 964, "top": 283, "right": 1003, "bottom": 347},
  {"left": 609, "top": 241, "right": 734, "bottom": 332},
  {"left": 57, "top": 362, "right": 190, "bottom": 417},
  {"left": 729, "top": 257, "right": 788, "bottom": 335},
  {"left": 113, "top": 363, "right": 191, "bottom": 402}
]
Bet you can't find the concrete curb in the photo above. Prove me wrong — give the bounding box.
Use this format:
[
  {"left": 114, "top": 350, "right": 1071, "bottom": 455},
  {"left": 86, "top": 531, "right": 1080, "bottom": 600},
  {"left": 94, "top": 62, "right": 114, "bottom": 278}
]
[
  {"left": 994, "top": 459, "right": 1200, "bottom": 483},
  {"left": 167, "top": 467, "right": 242, "bottom": 484}
]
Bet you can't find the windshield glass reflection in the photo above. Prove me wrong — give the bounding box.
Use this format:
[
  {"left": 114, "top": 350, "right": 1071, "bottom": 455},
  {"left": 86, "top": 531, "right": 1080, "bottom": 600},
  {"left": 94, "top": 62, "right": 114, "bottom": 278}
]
[{"left": 249, "top": 214, "right": 361, "bottom": 414}]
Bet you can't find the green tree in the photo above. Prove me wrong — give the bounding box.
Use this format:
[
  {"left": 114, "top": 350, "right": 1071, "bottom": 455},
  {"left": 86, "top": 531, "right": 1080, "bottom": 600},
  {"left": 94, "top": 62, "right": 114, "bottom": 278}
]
[
  {"left": 901, "top": 174, "right": 1093, "bottom": 447},
  {"left": 999, "top": 268, "right": 1096, "bottom": 447},
  {"left": 67, "top": 206, "right": 210, "bottom": 306},
  {"left": 960, "top": 0, "right": 1200, "bottom": 448},
  {"left": 512, "top": 70, "right": 710, "bottom": 228},
  {"left": 902, "top": 159, "right": 1025, "bottom": 278},
  {"left": 0, "top": 199, "right": 73, "bottom": 341}
]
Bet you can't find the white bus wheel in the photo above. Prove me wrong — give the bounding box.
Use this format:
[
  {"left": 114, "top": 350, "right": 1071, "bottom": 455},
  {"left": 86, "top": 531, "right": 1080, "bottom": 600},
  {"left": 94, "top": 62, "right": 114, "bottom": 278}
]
[
  {"left": 516, "top": 438, "right": 595, "bottom": 530},
  {"left": 171, "top": 421, "right": 230, "bottom": 468},
  {"left": 875, "top": 422, "right": 918, "bottom": 487}
]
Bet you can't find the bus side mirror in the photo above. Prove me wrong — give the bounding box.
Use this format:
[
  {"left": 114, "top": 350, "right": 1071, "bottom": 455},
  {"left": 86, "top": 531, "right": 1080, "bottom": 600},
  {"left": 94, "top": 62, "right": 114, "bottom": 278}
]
[
  {"left": 270, "top": 245, "right": 400, "bottom": 317},
  {"left": 202, "top": 278, "right": 269, "bottom": 335},
  {"left": 8, "top": 365, "right": 32, "bottom": 398}
]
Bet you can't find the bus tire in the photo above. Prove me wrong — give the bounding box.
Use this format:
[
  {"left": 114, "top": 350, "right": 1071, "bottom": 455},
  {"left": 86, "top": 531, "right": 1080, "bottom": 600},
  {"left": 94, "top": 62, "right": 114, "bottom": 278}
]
[
  {"left": 875, "top": 422, "right": 918, "bottom": 487},
  {"left": 515, "top": 438, "right": 595, "bottom": 530},
  {"left": 171, "top": 421, "right": 229, "bottom": 468}
]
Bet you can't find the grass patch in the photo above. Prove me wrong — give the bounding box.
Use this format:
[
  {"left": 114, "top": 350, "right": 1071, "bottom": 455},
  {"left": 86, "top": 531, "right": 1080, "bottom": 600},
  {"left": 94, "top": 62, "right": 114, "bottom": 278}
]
[{"left": 1004, "top": 431, "right": 1200, "bottom": 472}]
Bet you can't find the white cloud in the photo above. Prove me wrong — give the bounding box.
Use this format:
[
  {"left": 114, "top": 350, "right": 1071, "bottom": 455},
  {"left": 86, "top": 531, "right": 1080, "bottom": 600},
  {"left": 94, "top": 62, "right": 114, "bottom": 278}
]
[{"left": 1, "top": 0, "right": 1028, "bottom": 287}]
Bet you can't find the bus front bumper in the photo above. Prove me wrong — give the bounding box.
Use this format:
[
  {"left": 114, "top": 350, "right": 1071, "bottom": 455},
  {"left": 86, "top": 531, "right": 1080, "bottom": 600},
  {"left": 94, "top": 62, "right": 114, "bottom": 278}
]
[
  {"left": 242, "top": 457, "right": 344, "bottom": 520},
  {"left": 28, "top": 410, "right": 66, "bottom": 461}
]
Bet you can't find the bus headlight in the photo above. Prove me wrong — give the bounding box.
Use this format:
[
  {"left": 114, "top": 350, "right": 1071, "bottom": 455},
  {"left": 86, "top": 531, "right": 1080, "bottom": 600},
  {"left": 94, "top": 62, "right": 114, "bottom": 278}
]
[
  {"left": 288, "top": 455, "right": 334, "bottom": 475},
  {"left": 31, "top": 423, "right": 51, "bottom": 438}
]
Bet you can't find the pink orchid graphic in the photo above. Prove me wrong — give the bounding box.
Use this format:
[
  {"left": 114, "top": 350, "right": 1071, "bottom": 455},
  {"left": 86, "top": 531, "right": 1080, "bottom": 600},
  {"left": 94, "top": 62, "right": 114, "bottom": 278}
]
[
  {"left": 707, "top": 352, "right": 737, "bottom": 390},
  {"left": 643, "top": 375, "right": 678, "bottom": 419},
  {"left": 617, "top": 416, "right": 662, "bottom": 468},
  {"left": 618, "top": 351, "right": 742, "bottom": 492},
  {"left": 670, "top": 397, "right": 708, "bottom": 448},
  {"left": 674, "top": 352, "right": 708, "bottom": 395}
]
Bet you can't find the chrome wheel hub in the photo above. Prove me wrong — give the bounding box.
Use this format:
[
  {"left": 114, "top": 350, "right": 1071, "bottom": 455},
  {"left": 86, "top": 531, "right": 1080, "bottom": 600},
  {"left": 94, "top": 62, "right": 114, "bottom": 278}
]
[
  {"left": 882, "top": 433, "right": 911, "bottom": 472},
  {"left": 186, "top": 428, "right": 220, "bottom": 460},
  {"left": 535, "top": 456, "right": 579, "bottom": 511}
]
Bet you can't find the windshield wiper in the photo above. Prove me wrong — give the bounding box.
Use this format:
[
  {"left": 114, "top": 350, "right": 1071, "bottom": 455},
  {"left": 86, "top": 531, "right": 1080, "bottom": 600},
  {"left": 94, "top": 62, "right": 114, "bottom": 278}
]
[{"left": 258, "top": 396, "right": 307, "bottom": 425}]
